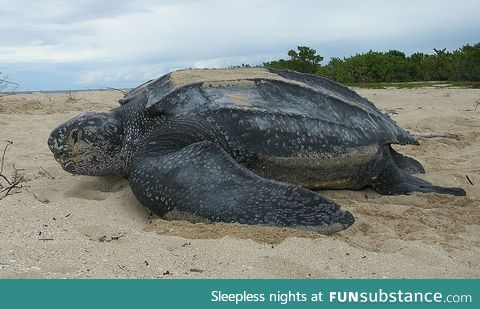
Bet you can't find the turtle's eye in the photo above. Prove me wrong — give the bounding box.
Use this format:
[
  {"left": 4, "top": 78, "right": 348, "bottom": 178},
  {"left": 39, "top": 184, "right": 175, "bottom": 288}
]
[
  {"left": 104, "top": 123, "right": 117, "bottom": 135},
  {"left": 71, "top": 128, "right": 80, "bottom": 143}
]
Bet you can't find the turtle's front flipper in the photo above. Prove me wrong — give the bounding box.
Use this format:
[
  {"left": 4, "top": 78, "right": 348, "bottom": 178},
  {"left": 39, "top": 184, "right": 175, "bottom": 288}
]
[
  {"left": 372, "top": 160, "right": 466, "bottom": 196},
  {"left": 129, "top": 141, "right": 354, "bottom": 234}
]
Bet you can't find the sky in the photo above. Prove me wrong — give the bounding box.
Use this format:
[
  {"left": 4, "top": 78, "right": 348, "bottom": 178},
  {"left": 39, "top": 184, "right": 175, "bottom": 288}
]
[{"left": 1, "top": 0, "right": 479, "bottom": 91}]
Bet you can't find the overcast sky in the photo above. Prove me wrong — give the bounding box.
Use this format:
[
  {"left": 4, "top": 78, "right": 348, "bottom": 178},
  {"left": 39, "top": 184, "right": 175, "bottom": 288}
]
[{"left": 1, "top": 0, "right": 479, "bottom": 91}]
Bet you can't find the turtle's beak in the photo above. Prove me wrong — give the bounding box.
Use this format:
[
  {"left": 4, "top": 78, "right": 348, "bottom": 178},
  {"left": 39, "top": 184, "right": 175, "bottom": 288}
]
[
  {"left": 47, "top": 132, "right": 57, "bottom": 153},
  {"left": 48, "top": 131, "right": 77, "bottom": 173},
  {"left": 48, "top": 129, "right": 70, "bottom": 164},
  {"left": 47, "top": 128, "right": 65, "bottom": 156}
]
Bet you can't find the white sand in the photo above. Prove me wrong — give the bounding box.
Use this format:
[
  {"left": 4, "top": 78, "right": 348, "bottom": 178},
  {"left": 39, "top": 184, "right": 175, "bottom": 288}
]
[{"left": 0, "top": 87, "right": 479, "bottom": 278}]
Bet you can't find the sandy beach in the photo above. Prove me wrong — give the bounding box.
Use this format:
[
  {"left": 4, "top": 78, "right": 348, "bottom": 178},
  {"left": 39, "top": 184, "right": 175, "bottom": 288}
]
[{"left": 0, "top": 87, "right": 479, "bottom": 278}]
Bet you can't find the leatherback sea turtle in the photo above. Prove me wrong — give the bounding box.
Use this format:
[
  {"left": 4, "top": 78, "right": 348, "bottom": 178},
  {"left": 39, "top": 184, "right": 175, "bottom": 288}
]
[{"left": 48, "top": 68, "right": 465, "bottom": 234}]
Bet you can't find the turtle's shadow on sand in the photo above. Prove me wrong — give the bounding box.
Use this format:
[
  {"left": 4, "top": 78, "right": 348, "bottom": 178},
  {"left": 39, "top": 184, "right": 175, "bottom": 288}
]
[
  {"left": 147, "top": 189, "right": 478, "bottom": 251},
  {"left": 57, "top": 176, "right": 479, "bottom": 251}
]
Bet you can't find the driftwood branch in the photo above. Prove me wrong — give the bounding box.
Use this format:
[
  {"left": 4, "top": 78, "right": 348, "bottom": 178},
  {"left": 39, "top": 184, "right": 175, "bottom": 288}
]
[
  {"left": 0, "top": 141, "right": 25, "bottom": 200},
  {"left": 105, "top": 87, "right": 129, "bottom": 96},
  {"left": 0, "top": 72, "right": 19, "bottom": 98},
  {"left": 0, "top": 141, "right": 13, "bottom": 180},
  {"left": 410, "top": 132, "right": 459, "bottom": 140},
  {"left": 0, "top": 75, "right": 19, "bottom": 86}
]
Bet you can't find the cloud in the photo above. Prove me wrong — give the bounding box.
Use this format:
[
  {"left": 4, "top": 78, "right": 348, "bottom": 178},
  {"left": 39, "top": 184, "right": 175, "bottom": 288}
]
[
  {"left": 74, "top": 52, "right": 283, "bottom": 86},
  {"left": 1, "top": 0, "right": 479, "bottom": 90}
]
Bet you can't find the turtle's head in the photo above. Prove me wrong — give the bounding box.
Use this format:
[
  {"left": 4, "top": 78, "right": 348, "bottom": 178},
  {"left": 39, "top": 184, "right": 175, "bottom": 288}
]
[{"left": 48, "top": 112, "right": 124, "bottom": 176}]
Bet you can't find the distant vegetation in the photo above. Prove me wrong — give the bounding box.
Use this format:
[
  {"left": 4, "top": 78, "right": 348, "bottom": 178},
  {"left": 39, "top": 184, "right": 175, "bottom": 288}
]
[
  {"left": 264, "top": 46, "right": 323, "bottom": 74},
  {"left": 258, "top": 43, "right": 480, "bottom": 86}
]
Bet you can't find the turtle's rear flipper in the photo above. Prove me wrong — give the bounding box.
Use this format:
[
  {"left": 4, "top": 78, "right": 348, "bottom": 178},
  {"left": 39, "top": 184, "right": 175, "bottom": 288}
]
[
  {"left": 129, "top": 141, "right": 354, "bottom": 234},
  {"left": 389, "top": 145, "right": 425, "bottom": 174},
  {"left": 372, "top": 161, "right": 465, "bottom": 196}
]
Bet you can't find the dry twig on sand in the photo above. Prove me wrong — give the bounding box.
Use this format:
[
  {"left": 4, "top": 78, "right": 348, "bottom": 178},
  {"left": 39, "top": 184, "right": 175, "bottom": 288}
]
[
  {"left": 0, "top": 141, "right": 25, "bottom": 200},
  {"left": 466, "top": 175, "right": 474, "bottom": 185},
  {"left": 66, "top": 91, "right": 88, "bottom": 103},
  {"left": 41, "top": 91, "right": 52, "bottom": 102},
  {"left": 38, "top": 166, "right": 55, "bottom": 179}
]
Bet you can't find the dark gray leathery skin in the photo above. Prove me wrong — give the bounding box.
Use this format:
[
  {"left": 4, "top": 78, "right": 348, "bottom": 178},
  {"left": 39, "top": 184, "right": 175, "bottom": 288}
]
[
  {"left": 48, "top": 112, "right": 125, "bottom": 175},
  {"left": 151, "top": 84, "right": 416, "bottom": 144},
  {"left": 372, "top": 146, "right": 466, "bottom": 196},
  {"left": 48, "top": 91, "right": 165, "bottom": 177},
  {"left": 129, "top": 140, "right": 354, "bottom": 234},
  {"left": 388, "top": 145, "right": 425, "bottom": 174},
  {"left": 47, "top": 68, "right": 466, "bottom": 233}
]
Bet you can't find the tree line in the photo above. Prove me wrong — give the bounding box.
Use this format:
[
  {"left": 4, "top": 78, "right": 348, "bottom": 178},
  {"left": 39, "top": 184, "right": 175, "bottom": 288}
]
[{"left": 258, "top": 43, "right": 480, "bottom": 83}]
